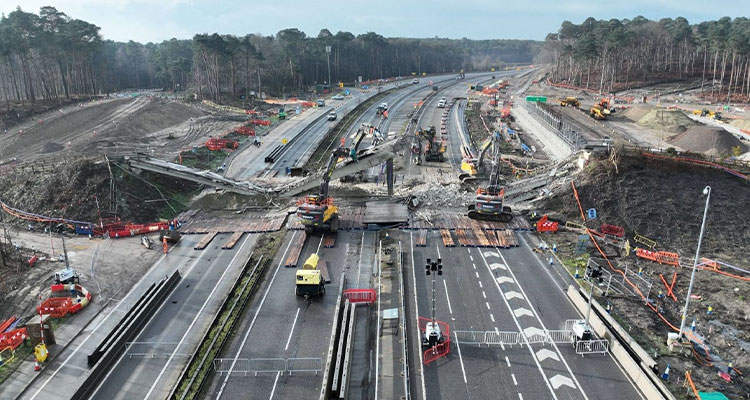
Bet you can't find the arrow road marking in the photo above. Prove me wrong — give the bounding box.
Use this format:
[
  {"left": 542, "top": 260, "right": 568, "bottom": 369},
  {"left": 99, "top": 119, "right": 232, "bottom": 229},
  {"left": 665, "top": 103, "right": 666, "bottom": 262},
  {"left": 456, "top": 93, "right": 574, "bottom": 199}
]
[
  {"left": 536, "top": 348, "right": 560, "bottom": 362},
  {"left": 484, "top": 251, "right": 500, "bottom": 258},
  {"left": 505, "top": 291, "right": 524, "bottom": 300},
  {"left": 513, "top": 307, "right": 534, "bottom": 318},
  {"left": 549, "top": 374, "right": 576, "bottom": 390},
  {"left": 496, "top": 276, "right": 513, "bottom": 284},
  {"left": 489, "top": 263, "right": 506, "bottom": 270}
]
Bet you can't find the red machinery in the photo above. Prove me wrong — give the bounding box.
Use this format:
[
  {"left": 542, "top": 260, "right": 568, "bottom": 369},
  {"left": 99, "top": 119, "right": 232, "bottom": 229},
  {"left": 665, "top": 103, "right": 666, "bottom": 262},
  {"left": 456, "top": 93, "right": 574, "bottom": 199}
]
[{"left": 205, "top": 138, "right": 239, "bottom": 151}]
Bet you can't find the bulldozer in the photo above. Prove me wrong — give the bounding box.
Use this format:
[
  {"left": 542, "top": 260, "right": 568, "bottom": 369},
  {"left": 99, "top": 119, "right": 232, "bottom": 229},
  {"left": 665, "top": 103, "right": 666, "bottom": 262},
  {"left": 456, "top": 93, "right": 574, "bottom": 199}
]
[
  {"left": 467, "top": 141, "right": 512, "bottom": 223},
  {"left": 296, "top": 147, "right": 348, "bottom": 233},
  {"left": 558, "top": 97, "right": 580, "bottom": 108},
  {"left": 412, "top": 126, "right": 445, "bottom": 164},
  {"left": 296, "top": 254, "right": 326, "bottom": 298}
]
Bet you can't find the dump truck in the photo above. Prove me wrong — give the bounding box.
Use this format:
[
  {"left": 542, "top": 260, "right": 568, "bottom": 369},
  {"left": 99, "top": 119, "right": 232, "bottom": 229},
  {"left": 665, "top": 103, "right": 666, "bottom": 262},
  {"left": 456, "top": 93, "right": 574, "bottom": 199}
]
[
  {"left": 558, "top": 97, "right": 580, "bottom": 108},
  {"left": 296, "top": 254, "right": 326, "bottom": 298}
]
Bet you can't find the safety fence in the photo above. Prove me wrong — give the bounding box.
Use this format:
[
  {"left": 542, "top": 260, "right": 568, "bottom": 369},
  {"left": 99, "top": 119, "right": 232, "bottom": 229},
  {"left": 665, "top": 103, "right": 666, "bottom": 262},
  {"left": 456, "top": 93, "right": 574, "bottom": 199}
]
[
  {"left": 522, "top": 101, "right": 585, "bottom": 150},
  {"left": 453, "top": 326, "right": 576, "bottom": 347},
  {"left": 343, "top": 288, "right": 377, "bottom": 304},
  {"left": 212, "top": 357, "right": 323, "bottom": 376},
  {"left": 587, "top": 257, "right": 653, "bottom": 301},
  {"left": 575, "top": 339, "right": 610, "bottom": 356}
]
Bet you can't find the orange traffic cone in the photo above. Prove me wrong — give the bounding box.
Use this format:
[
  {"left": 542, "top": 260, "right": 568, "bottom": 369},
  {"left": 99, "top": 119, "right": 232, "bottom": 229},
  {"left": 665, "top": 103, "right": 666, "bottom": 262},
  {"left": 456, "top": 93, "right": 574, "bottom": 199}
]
[{"left": 34, "top": 361, "right": 41, "bottom": 371}]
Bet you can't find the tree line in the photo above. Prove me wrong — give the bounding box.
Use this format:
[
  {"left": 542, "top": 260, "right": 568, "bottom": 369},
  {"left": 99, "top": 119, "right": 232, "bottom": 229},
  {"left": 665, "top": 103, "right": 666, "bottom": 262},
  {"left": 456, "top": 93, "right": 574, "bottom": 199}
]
[
  {"left": 541, "top": 16, "right": 750, "bottom": 101},
  {"left": 0, "top": 6, "right": 539, "bottom": 108}
]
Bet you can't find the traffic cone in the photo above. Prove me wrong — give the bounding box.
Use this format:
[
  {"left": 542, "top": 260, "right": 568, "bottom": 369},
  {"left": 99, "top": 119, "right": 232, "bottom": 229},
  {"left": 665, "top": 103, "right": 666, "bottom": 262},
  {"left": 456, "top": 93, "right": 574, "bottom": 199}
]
[
  {"left": 661, "top": 363, "right": 670, "bottom": 381},
  {"left": 574, "top": 268, "right": 580, "bottom": 279},
  {"left": 34, "top": 361, "right": 41, "bottom": 371},
  {"left": 691, "top": 319, "right": 696, "bottom": 332},
  {"left": 552, "top": 243, "right": 557, "bottom": 253}
]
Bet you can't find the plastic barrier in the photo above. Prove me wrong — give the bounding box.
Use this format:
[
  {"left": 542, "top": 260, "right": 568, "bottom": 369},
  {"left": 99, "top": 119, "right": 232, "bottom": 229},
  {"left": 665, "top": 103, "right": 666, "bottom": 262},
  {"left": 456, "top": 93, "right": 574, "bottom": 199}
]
[
  {"left": 342, "top": 289, "right": 376, "bottom": 305},
  {"left": 536, "top": 215, "right": 559, "bottom": 233},
  {"left": 0, "top": 328, "right": 27, "bottom": 350},
  {"left": 423, "top": 340, "right": 451, "bottom": 365},
  {"left": 600, "top": 223, "right": 624, "bottom": 238},
  {"left": 205, "top": 138, "right": 239, "bottom": 151}
]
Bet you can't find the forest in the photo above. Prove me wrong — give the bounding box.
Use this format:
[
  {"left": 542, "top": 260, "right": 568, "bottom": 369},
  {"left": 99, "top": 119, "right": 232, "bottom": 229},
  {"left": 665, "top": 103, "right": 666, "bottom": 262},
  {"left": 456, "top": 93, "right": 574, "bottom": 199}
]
[
  {"left": 0, "top": 6, "right": 538, "bottom": 106},
  {"left": 541, "top": 16, "right": 750, "bottom": 100}
]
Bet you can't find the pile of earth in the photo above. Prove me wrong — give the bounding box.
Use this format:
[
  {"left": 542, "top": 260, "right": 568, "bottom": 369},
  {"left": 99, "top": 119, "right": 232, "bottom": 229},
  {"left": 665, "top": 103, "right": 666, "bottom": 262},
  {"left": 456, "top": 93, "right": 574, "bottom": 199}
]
[
  {"left": 729, "top": 118, "right": 750, "bottom": 131},
  {"left": 636, "top": 108, "right": 697, "bottom": 133},
  {"left": 0, "top": 158, "right": 199, "bottom": 226},
  {"left": 620, "top": 105, "right": 653, "bottom": 122},
  {"left": 668, "top": 126, "right": 747, "bottom": 157}
]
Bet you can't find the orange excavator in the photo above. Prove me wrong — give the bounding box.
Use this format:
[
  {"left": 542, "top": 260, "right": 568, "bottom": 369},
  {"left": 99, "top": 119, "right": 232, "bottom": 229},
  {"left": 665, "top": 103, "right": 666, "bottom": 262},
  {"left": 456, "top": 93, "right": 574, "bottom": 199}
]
[{"left": 296, "top": 147, "right": 348, "bottom": 233}]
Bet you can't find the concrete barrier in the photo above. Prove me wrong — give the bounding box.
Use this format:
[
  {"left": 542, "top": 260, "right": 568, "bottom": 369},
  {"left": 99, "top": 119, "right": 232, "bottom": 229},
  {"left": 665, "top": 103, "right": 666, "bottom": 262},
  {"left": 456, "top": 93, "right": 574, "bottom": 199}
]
[{"left": 566, "top": 285, "right": 676, "bottom": 400}]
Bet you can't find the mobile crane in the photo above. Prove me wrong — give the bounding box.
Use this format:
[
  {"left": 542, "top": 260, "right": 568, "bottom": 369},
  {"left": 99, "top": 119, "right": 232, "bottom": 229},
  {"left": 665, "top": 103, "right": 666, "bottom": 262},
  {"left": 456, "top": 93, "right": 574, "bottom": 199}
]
[
  {"left": 467, "top": 137, "right": 512, "bottom": 222},
  {"left": 296, "top": 147, "right": 348, "bottom": 233}
]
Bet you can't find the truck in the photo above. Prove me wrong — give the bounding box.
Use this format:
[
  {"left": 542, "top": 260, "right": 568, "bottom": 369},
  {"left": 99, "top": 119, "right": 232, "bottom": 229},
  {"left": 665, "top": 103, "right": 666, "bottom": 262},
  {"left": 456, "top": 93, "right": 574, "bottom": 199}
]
[{"left": 296, "top": 254, "right": 326, "bottom": 298}]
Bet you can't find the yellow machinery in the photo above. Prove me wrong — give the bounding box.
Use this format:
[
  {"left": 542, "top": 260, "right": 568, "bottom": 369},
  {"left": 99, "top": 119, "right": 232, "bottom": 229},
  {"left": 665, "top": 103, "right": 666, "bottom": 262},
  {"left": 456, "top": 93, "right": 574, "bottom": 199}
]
[
  {"left": 458, "top": 136, "right": 495, "bottom": 182},
  {"left": 558, "top": 97, "right": 580, "bottom": 108},
  {"left": 297, "top": 148, "right": 348, "bottom": 233},
  {"left": 590, "top": 105, "right": 608, "bottom": 120},
  {"left": 296, "top": 254, "right": 325, "bottom": 298}
]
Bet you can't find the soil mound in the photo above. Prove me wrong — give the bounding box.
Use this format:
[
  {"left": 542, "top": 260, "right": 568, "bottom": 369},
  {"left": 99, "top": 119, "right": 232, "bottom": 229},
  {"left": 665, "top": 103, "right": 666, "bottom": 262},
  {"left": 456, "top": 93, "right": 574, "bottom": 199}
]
[
  {"left": 668, "top": 126, "right": 746, "bottom": 156},
  {"left": 621, "top": 105, "right": 653, "bottom": 122},
  {"left": 636, "top": 108, "right": 697, "bottom": 133}
]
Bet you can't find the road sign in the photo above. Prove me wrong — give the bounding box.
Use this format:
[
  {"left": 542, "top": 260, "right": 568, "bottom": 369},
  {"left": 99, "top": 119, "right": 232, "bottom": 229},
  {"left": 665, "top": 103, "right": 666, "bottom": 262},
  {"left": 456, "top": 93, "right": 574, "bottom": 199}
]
[
  {"left": 345, "top": 89, "right": 350, "bottom": 95},
  {"left": 525, "top": 96, "right": 548, "bottom": 102},
  {"left": 491, "top": 67, "right": 495, "bottom": 72},
  {"left": 282, "top": 138, "right": 288, "bottom": 144},
  {"left": 587, "top": 208, "right": 597, "bottom": 219},
  {"left": 339, "top": 82, "right": 343, "bottom": 88}
]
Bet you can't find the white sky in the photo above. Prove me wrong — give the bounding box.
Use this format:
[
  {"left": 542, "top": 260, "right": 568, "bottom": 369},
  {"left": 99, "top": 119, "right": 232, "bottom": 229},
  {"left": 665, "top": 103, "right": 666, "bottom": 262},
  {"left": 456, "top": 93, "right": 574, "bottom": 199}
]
[{"left": 0, "top": 0, "right": 746, "bottom": 43}]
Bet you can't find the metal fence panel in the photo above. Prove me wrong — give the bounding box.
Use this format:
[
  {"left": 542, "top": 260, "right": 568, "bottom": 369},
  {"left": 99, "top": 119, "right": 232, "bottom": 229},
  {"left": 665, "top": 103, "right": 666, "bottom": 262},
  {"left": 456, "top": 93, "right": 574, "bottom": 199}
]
[
  {"left": 575, "top": 339, "right": 610, "bottom": 356},
  {"left": 521, "top": 333, "right": 548, "bottom": 345},
  {"left": 125, "top": 342, "right": 185, "bottom": 358},
  {"left": 547, "top": 330, "right": 574, "bottom": 344},
  {"left": 453, "top": 330, "right": 487, "bottom": 345},
  {"left": 286, "top": 357, "right": 323, "bottom": 375},
  {"left": 213, "top": 358, "right": 251, "bottom": 376},
  {"left": 248, "top": 358, "right": 287, "bottom": 375},
  {"left": 485, "top": 331, "right": 521, "bottom": 346}
]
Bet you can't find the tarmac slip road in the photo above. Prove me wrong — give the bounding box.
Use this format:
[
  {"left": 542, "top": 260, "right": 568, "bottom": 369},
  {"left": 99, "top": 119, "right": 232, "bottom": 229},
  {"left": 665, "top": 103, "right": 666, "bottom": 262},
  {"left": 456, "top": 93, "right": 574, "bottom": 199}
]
[
  {"left": 206, "top": 230, "right": 378, "bottom": 400},
  {"left": 89, "top": 233, "right": 257, "bottom": 400},
  {"left": 403, "top": 230, "right": 644, "bottom": 400}
]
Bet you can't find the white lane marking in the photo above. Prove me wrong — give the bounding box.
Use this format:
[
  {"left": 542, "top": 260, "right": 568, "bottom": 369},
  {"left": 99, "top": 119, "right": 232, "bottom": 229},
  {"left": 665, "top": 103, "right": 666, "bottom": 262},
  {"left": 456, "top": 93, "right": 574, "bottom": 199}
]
[
  {"left": 216, "top": 232, "right": 297, "bottom": 399},
  {"left": 497, "top": 252, "right": 588, "bottom": 398},
  {"left": 513, "top": 307, "right": 534, "bottom": 318},
  {"left": 475, "top": 271, "right": 479, "bottom": 278},
  {"left": 285, "top": 308, "right": 301, "bottom": 351},
  {"left": 443, "top": 280, "right": 453, "bottom": 315},
  {"left": 269, "top": 372, "right": 280, "bottom": 399},
  {"left": 512, "top": 374, "right": 518, "bottom": 385},
  {"left": 497, "top": 276, "right": 513, "bottom": 284},
  {"left": 477, "top": 249, "right": 558, "bottom": 400},
  {"left": 146, "top": 236, "right": 253, "bottom": 400},
  {"left": 490, "top": 314, "right": 495, "bottom": 322},
  {"left": 484, "top": 251, "right": 499, "bottom": 258},
  {"left": 436, "top": 243, "right": 441, "bottom": 259},
  {"left": 485, "top": 302, "right": 491, "bottom": 310},
  {"left": 505, "top": 356, "right": 511, "bottom": 367},
  {"left": 482, "top": 291, "right": 487, "bottom": 299},
  {"left": 473, "top": 264, "right": 477, "bottom": 270},
  {"left": 504, "top": 291, "right": 523, "bottom": 300},
  {"left": 356, "top": 231, "right": 365, "bottom": 287},
  {"left": 469, "top": 255, "right": 474, "bottom": 261},
  {"left": 537, "top": 348, "right": 561, "bottom": 362},
  {"left": 549, "top": 375, "right": 576, "bottom": 390},
  {"left": 453, "top": 331, "right": 468, "bottom": 384},
  {"left": 489, "top": 262, "right": 506, "bottom": 270},
  {"left": 478, "top": 281, "right": 483, "bottom": 288},
  {"left": 519, "top": 393, "right": 524, "bottom": 400},
  {"left": 410, "top": 232, "right": 428, "bottom": 400}
]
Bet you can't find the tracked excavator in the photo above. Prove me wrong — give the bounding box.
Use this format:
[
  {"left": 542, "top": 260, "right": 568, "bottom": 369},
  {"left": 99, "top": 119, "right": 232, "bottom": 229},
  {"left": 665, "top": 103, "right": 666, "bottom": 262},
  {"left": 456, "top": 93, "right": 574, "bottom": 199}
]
[
  {"left": 459, "top": 132, "right": 499, "bottom": 182},
  {"left": 411, "top": 126, "right": 445, "bottom": 165},
  {"left": 296, "top": 147, "right": 349, "bottom": 233},
  {"left": 467, "top": 139, "right": 512, "bottom": 223}
]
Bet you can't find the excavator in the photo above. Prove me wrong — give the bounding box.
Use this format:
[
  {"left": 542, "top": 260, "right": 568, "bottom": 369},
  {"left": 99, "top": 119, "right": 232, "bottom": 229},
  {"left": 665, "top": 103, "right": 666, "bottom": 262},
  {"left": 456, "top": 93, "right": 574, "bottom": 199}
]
[
  {"left": 459, "top": 132, "right": 499, "bottom": 182},
  {"left": 590, "top": 98, "right": 613, "bottom": 120},
  {"left": 411, "top": 126, "right": 445, "bottom": 165},
  {"left": 467, "top": 139, "right": 512, "bottom": 223},
  {"left": 296, "top": 147, "right": 349, "bottom": 233}
]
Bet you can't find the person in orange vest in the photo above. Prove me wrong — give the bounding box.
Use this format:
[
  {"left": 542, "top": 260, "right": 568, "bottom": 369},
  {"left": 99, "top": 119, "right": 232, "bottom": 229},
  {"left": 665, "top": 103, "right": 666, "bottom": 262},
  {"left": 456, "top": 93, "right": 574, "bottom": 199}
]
[{"left": 163, "top": 236, "right": 168, "bottom": 253}]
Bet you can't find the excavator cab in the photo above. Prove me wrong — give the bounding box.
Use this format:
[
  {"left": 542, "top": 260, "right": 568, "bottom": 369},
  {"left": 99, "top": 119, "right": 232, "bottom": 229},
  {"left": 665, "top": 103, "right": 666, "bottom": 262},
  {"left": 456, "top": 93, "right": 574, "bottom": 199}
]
[{"left": 468, "top": 187, "right": 513, "bottom": 222}]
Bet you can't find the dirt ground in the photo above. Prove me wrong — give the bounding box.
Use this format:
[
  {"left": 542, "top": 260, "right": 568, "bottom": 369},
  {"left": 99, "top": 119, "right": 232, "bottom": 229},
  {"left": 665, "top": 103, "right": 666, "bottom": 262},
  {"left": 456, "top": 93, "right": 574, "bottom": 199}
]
[
  {"left": 0, "top": 230, "right": 161, "bottom": 323},
  {"left": 544, "top": 153, "right": 750, "bottom": 399}
]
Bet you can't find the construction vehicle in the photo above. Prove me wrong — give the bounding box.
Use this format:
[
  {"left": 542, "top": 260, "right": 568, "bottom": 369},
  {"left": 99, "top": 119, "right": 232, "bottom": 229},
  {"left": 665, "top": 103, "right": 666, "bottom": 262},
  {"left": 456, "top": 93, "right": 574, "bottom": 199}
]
[
  {"left": 296, "top": 254, "right": 326, "bottom": 298},
  {"left": 694, "top": 109, "right": 722, "bottom": 120},
  {"left": 376, "top": 102, "right": 388, "bottom": 116},
  {"left": 278, "top": 108, "right": 287, "bottom": 120},
  {"left": 590, "top": 104, "right": 608, "bottom": 120},
  {"left": 459, "top": 131, "right": 501, "bottom": 182},
  {"left": 297, "top": 147, "right": 349, "bottom": 233},
  {"left": 412, "top": 126, "right": 445, "bottom": 164},
  {"left": 558, "top": 97, "right": 580, "bottom": 108},
  {"left": 54, "top": 236, "right": 80, "bottom": 284},
  {"left": 597, "top": 98, "right": 613, "bottom": 113},
  {"left": 467, "top": 138, "right": 512, "bottom": 223},
  {"left": 159, "top": 219, "right": 181, "bottom": 244}
]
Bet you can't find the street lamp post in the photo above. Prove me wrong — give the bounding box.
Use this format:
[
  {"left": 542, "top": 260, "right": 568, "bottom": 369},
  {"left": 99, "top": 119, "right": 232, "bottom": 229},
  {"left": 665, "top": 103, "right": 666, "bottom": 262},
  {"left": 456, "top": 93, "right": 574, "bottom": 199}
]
[
  {"left": 679, "top": 185, "right": 711, "bottom": 338},
  {"left": 326, "top": 46, "right": 332, "bottom": 90},
  {"left": 425, "top": 258, "right": 443, "bottom": 350}
]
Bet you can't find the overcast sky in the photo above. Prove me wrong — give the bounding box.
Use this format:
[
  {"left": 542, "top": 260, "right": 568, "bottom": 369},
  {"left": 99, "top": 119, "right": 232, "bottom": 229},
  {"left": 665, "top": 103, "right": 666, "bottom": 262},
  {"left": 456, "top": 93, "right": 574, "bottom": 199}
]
[{"left": 0, "top": 0, "right": 746, "bottom": 43}]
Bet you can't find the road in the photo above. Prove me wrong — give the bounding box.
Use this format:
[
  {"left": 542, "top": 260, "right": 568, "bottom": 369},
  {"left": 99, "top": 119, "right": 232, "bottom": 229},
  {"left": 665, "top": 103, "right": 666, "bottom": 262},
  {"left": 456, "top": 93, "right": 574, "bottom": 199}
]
[
  {"left": 86, "top": 233, "right": 257, "bottom": 400},
  {"left": 403, "top": 229, "right": 645, "bottom": 400},
  {"left": 205, "top": 230, "right": 378, "bottom": 400}
]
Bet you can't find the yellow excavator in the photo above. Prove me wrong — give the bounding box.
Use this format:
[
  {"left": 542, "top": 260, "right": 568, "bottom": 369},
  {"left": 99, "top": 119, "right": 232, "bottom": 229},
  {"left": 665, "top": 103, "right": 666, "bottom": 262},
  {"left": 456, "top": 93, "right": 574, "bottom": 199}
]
[
  {"left": 459, "top": 133, "right": 497, "bottom": 182},
  {"left": 558, "top": 97, "right": 580, "bottom": 108},
  {"left": 590, "top": 104, "right": 609, "bottom": 120},
  {"left": 296, "top": 254, "right": 326, "bottom": 298}
]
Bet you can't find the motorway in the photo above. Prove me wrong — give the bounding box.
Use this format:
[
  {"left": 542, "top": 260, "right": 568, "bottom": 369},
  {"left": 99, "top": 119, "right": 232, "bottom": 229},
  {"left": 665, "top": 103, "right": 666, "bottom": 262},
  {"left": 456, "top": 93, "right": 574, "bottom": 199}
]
[
  {"left": 403, "top": 230, "right": 645, "bottom": 400},
  {"left": 205, "top": 230, "right": 378, "bottom": 400},
  {"left": 85, "top": 233, "right": 257, "bottom": 400}
]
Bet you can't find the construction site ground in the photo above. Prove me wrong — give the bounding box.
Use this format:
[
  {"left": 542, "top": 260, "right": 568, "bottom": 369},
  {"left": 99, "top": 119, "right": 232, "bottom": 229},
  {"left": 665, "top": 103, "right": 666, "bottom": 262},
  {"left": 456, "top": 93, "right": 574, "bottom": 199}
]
[{"left": 542, "top": 152, "right": 750, "bottom": 399}]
